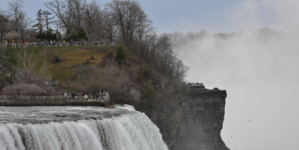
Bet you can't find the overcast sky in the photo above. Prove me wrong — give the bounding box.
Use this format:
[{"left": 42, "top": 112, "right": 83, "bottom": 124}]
[
  {"left": 1, "top": 0, "right": 296, "bottom": 33},
  {"left": 1, "top": 0, "right": 299, "bottom": 150}
]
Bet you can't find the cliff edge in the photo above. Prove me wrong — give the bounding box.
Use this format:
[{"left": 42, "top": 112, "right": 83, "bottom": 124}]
[{"left": 146, "top": 88, "right": 229, "bottom": 150}]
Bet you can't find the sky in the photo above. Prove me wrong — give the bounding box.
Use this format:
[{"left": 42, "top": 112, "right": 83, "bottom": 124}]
[
  {"left": 0, "top": 0, "right": 289, "bottom": 33},
  {"left": 1, "top": 0, "right": 299, "bottom": 150}
]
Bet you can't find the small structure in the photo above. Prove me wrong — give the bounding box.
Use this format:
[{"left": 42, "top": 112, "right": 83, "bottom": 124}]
[{"left": 4, "top": 30, "right": 21, "bottom": 44}]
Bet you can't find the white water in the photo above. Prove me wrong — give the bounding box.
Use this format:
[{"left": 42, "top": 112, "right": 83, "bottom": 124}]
[
  {"left": 114, "top": 104, "right": 136, "bottom": 112},
  {"left": 0, "top": 107, "right": 168, "bottom": 150}
]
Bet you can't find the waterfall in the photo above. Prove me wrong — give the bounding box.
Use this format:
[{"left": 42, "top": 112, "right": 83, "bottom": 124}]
[{"left": 0, "top": 111, "right": 168, "bottom": 150}]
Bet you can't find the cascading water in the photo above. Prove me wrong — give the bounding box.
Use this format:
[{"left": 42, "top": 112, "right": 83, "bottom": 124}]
[{"left": 0, "top": 106, "right": 168, "bottom": 150}]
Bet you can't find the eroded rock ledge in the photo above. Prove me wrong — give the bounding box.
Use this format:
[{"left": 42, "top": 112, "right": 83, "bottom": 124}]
[{"left": 148, "top": 88, "right": 229, "bottom": 150}]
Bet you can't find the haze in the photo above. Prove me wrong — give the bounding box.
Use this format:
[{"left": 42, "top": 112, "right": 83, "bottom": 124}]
[
  {"left": 1, "top": 0, "right": 299, "bottom": 149},
  {"left": 172, "top": 0, "right": 299, "bottom": 150}
]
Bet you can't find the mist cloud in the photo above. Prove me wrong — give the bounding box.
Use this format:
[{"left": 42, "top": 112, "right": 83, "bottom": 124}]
[
  {"left": 173, "top": 29, "right": 299, "bottom": 87},
  {"left": 171, "top": 0, "right": 299, "bottom": 150},
  {"left": 172, "top": 0, "right": 299, "bottom": 87}
]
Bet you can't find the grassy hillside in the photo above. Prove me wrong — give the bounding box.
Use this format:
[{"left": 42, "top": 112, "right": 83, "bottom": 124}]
[
  {"left": 6, "top": 46, "right": 126, "bottom": 86},
  {"left": 4, "top": 45, "right": 184, "bottom": 108}
]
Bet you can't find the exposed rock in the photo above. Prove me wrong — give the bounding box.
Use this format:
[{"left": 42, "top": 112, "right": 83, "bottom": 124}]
[
  {"left": 55, "top": 114, "right": 67, "bottom": 117},
  {"left": 146, "top": 88, "right": 229, "bottom": 150},
  {"left": 89, "top": 117, "right": 97, "bottom": 120}
]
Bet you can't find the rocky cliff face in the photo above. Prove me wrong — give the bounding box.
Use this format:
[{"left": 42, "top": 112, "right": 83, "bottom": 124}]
[{"left": 146, "top": 88, "right": 229, "bottom": 150}]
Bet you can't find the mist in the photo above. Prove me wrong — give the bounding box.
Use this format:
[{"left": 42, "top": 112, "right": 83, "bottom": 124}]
[
  {"left": 172, "top": 28, "right": 299, "bottom": 149},
  {"left": 170, "top": 0, "right": 299, "bottom": 149}
]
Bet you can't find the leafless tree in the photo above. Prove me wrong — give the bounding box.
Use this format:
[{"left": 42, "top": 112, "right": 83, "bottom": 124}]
[
  {"left": 7, "top": 0, "right": 24, "bottom": 32},
  {"left": 102, "top": 8, "right": 118, "bottom": 42},
  {"left": 45, "top": 0, "right": 87, "bottom": 37},
  {"left": 69, "top": 0, "right": 86, "bottom": 31},
  {"left": 101, "top": 8, "right": 118, "bottom": 41},
  {"left": 106, "top": 0, "right": 150, "bottom": 47},
  {"left": 83, "top": 1, "right": 101, "bottom": 40},
  {"left": 7, "top": 0, "right": 33, "bottom": 42},
  {"left": 135, "top": 18, "right": 153, "bottom": 56},
  {"left": 12, "top": 47, "right": 50, "bottom": 83},
  {"left": 70, "top": 61, "right": 130, "bottom": 100},
  {"left": 45, "top": 0, "right": 74, "bottom": 37},
  {"left": 19, "top": 12, "right": 33, "bottom": 41},
  {"left": 0, "top": 11, "right": 10, "bottom": 43}
]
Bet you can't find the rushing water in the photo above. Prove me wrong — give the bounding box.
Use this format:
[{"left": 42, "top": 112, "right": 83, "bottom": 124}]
[{"left": 0, "top": 106, "right": 168, "bottom": 150}]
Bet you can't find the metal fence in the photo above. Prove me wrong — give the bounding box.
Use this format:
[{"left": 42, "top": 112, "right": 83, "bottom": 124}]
[
  {"left": 3, "top": 41, "right": 117, "bottom": 48},
  {"left": 33, "top": 81, "right": 60, "bottom": 86},
  {"left": 0, "top": 94, "right": 110, "bottom": 102}
]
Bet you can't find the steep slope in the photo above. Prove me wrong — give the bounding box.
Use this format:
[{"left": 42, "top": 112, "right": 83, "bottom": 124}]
[
  {"left": 4, "top": 45, "right": 229, "bottom": 149},
  {"left": 145, "top": 88, "right": 229, "bottom": 150}
]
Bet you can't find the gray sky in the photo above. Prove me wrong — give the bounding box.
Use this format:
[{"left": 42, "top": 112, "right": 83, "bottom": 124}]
[
  {"left": 1, "top": 0, "right": 296, "bottom": 33},
  {"left": 1, "top": 0, "right": 299, "bottom": 150}
]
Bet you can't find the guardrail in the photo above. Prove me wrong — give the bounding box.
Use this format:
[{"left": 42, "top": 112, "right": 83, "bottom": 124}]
[
  {"left": 0, "top": 94, "right": 110, "bottom": 102},
  {"left": 33, "top": 81, "right": 60, "bottom": 86},
  {"left": 3, "top": 41, "right": 117, "bottom": 48}
]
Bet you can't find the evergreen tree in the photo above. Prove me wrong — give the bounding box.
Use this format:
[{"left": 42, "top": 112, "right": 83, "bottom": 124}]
[
  {"left": 44, "top": 28, "right": 57, "bottom": 41},
  {"left": 115, "top": 45, "right": 126, "bottom": 64},
  {"left": 142, "top": 84, "right": 156, "bottom": 109},
  {"left": 56, "top": 29, "right": 62, "bottom": 41},
  {"left": 42, "top": 10, "right": 54, "bottom": 32},
  {"left": 76, "top": 27, "right": 88, "bottom": 40},
  {"left": 33, "top": 9, "right": 44, "bottom": 40}
]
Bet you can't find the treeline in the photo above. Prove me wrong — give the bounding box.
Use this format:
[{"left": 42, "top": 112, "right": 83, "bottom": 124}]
[
  {"left": 44, "top": 0, "right": 188, "bottom": 81},
  {"left": 0, "top": 0, "right": 188, "bottom": 81},
  {"left": 0, "top": 0, "right": 33, "bottom": 42}
]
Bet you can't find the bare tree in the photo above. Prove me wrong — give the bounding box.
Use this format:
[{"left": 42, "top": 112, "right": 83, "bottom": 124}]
[
  {"left": 7, "top": 0, "right": 33, "bottom": 42},
  {"left": 0, "top": 11, "right": 10, "bottom": 43},
  {"left": 83, "top": 1, "right": 101, "bottom": 41},
  {"left": 12, "top": 47, "right": 50, "bottom": 83},
  {"left": 135, "top": 15, "right": 153, "bottom": 56},
  {"left": 7, "top": 0, "right": 24, "bottom": 32},
  {"left": 106, "top": 0, "right": 150, "bottom": 47},
  {"left": 102, "top": 8, "right": 118, "bottom": 42},
  {"left": 69, "top": 0, "right": 86, "bottom": 31},
  {"left": 45, "top": 0, "right": 73, "bottom": 37},
  {"left": 45, "top": 0, "right": 86, "bottom": 37},
  {"left": 71, "top": 62, "right": 130, "bottom": 100},
  {"left": 19, "top": 12, "right": 33, "bottom": 42}
]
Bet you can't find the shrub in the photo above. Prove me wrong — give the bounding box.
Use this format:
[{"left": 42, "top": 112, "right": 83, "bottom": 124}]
[
  {"left": 15, "top": 69, "right": 41, "bottom": 84},
  {"left": 107, "top": 52, "right": 114, "bottom": 59},
  {"left": 143, "top": 69, "right": 153, "bottom": 80},
  {"left": 54, "top": 56, "right": 61, "bottom": 63},
  {"left": 3, "top": 84, "right": 45, "bottom": 96},
  {"left": 40, "top": 86, "right": 56, "bottom": 95},
  {"left": 70, "top": 62, "right": 129, "bottom": 100},
  {"left": 77, "top": 27, "right": 88, "bottom": 40},
  {"left": 142, "top": 84, "right": 156, "bottom": 109},
  {"left": 85, "top": 59, "right": 90, "bottom": 65},
  {"left": 115, "top": 45, "right": 126, "bottom": 64},
  {"left": 91, "top": 56, "right": 95, "bottom": 60},
  {"left": 100, "top": 52, "right": 115, "bottom": 67}
]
